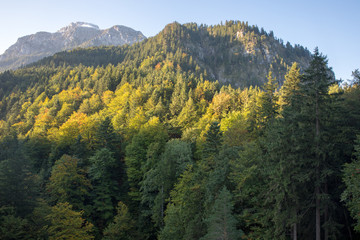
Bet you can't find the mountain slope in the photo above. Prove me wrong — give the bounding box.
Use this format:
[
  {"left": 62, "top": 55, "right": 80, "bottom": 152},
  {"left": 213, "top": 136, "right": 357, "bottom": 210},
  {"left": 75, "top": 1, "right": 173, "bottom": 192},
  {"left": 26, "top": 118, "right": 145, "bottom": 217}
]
[
  {"left": 0, "top": 22, "right": 146, "bottom": 71},
  {"left": 0, "top": 21, "right": 315, "bottom": 128},
  {"left": 29, "top": 21, "right": 311, "bottom": 87}
]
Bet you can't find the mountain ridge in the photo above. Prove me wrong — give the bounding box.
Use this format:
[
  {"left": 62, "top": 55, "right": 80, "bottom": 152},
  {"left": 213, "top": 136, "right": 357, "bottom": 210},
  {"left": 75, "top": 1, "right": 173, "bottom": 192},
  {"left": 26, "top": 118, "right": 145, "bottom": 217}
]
[
  {"left": 0, "top": 22, "right": 146, "bottom": 72},
  {"left": 28, "top": 21, "right": 312, "bottom": 87}
]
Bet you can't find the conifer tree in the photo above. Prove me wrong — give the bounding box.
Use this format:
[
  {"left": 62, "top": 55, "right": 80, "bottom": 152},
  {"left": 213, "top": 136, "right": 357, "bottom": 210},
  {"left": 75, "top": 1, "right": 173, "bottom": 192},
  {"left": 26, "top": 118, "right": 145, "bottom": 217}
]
[
  {"left": 141, "top": 139, "right": 192, "bottom": 227},
  {"left": 279, "top": 62, "right": 301, "bottom": 107},
  {"left": 300, "top": 48, "right": 337, "bottom": 240},
  {"left": 202, "top": 186, "right": 242, "bottom": 240},
  {"left": 0, "top": 206, "right": 30, "bottom": 239},
  {"left": 352, "top": 69, "right": 360, "bottom": 86},
  {"left": 265, "top": 48, "right": 340, "bottom": 239},
  {"left": 203, "top": 121, "right": 223, "bottom": 159},
  {"left": 95, "top": 117, "right": 121, "bottom": 155},
  {"left": 88, "top": 148, "right": 119, "bottom": 229},
  {"left": 0, "top": 135, "right": 38, "bottom": 217},
  {"left": 103, "top": 201, "right": 135, "bottom": 240},
  {"left": 159, "top": 165, "right": 206, "bottom": 240},
  {"left": 177, "top": 96, "right": 197, "bottom": 129},
  {"left": 342, "top": 135, "right": 360, "bottom": 232},
  {"left": 258, "top": 70, "right": 278, "bottom": 128}
]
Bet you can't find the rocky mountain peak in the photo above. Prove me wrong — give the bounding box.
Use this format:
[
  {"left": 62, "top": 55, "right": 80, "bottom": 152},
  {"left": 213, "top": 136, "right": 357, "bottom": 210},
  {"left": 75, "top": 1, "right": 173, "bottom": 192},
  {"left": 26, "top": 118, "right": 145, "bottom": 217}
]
[
  {"left": 0, "top": 22, "right": 146, "bottom": 72},
  {"left": 58, "top": 22, "right": 100, "bottom": 33}
]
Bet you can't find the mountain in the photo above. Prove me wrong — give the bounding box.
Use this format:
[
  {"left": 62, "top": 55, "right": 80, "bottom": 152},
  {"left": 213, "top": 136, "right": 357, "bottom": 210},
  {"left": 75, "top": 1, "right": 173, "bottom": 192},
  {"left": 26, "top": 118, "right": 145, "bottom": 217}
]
[
  {"left": 29, "top": 21, "right": 312, "bottom": 88},
  {"left": 0, "top": 22, "right": 146, "bottom": 72}
]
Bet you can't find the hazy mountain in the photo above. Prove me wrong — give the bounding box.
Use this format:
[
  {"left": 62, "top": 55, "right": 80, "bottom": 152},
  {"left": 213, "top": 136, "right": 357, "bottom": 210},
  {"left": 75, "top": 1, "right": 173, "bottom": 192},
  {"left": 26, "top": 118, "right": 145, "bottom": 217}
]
[{"left": 0, "top": 22, "right": 146, "bottom": 71}]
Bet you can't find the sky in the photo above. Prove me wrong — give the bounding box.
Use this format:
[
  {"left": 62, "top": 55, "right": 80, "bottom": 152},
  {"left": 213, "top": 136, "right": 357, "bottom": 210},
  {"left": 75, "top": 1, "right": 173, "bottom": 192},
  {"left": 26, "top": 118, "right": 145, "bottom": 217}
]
[{"left": 0, "top": 0, "right": 359, "bottom": 81}]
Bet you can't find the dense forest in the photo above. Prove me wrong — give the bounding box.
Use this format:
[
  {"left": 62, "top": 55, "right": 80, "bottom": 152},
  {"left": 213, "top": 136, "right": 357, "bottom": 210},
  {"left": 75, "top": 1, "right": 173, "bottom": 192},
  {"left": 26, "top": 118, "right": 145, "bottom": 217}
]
[{"left": 0, "top": 21, "right": 360, "bottom": 240}]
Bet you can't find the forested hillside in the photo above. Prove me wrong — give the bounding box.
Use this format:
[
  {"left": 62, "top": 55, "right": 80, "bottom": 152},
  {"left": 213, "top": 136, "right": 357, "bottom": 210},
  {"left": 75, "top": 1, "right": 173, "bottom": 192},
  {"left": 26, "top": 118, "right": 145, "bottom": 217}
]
[{"left": 0, "top": 21, "right": 359, "bottom": 240}]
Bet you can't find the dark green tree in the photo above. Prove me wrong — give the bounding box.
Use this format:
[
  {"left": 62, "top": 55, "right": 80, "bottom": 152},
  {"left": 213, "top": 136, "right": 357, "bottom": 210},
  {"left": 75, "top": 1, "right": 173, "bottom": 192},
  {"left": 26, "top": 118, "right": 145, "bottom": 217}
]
[
  {"left": 0, "top": 206, "right": 30, "bottom": 240},
  {"left": 94, "top": 117, "right": 122, "bottom": 156},
  {"left": 47, "top": 155, "right": 91, "bottom": 211},
  {"left": 88, "top": 148, "right": 119, "bottom": 230},
  {"left": 203, "top": 121, "right": 223, "bottom": 159},
  {"left": 159, "top": 165, "right": 207, "bottom": 240},
  {"left": 300, "top": 48, "right": 338, "bottom": 240},
  {"left": 262, "top": 48, "right": 343, "bottom": 240},
  {"left": 342, "top": 135, "right": 360, "bottom": 232},
  {"left": 0, "top": 136, "right": 38, "bottom": 217},
  {"left": 201, "top": 186, "right": 242, "bottom": 240},
  {"left": 351, "top": 69, "right": 360, "bottom": 86},
  {"left": 261, "top": 117, "right": 307, "bottom": 239},
  {"left": 257, "top": 70, "right": 278, "bottom": 130},
  {"left": 103, "top": 201, "right": 135, "bottom": 240},
  {"left": 141, "top": 139, "right": 192, "bottom": 228},
  {"left": 279, "top": 62, "right": 301, "bottom": 107}
]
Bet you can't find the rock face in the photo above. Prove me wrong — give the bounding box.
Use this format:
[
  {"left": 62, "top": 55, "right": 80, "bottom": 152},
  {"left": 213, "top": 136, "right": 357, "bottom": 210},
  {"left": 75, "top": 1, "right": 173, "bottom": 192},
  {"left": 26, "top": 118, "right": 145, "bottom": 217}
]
[{"left": 0, "top": 22, "right": 146, "bottom": 71}]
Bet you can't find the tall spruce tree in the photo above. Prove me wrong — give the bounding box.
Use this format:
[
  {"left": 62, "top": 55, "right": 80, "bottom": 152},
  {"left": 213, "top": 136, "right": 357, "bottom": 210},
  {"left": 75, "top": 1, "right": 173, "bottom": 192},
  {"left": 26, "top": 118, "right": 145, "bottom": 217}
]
[
  {"left": 300, "top": 48, "right": 337, "bottom": 240},
  {"left": 203, "top": 121, "right": 223, "bottom": 159},
  {"left": 279, "top": 62, "right": 301, "bottom": 107},
  {"left": 254, "top": 71, "right": 279, "bottom": 133},
  {"left": 201, "top": 186, "right": 241, "bottom": 240},
  {"left": 260, "top": 48, "right": 346, "bottom": 240},
  {"left": 88, "top": 148, "right": 119, "bottom": 230}
]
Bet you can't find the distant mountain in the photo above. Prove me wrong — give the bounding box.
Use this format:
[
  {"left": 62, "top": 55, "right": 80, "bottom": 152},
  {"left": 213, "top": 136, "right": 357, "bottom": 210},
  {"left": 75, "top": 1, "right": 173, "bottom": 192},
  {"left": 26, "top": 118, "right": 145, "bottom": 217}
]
[{"left": 0, "top": 22, "right": 146, "bottom": 71}]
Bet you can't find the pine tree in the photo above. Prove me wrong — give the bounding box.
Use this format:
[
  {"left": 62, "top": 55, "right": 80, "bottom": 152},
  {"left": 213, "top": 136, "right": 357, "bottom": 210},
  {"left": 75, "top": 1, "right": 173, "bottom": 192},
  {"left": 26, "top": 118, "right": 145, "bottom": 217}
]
[
  {"left": 250, "top": 71, "right": 279, "bottom": 134},
  {"left": 103, "top": 202, "right": 135, "bottom": 240},
  {"left": 351, "top": 69, "right": 360, "bottom": 86},
  {"left": 259, "top": 71, "right": 278, "bottom": 126},
  {"left": 202, "top": 187, "right": 242, "bottom": 240},
  {"left": 342, "top": 135, "right": 360, "bottom": 232},
  {"left": 279, "top": 62, "right": 301, "bottom": 107},
  {"left": 262, "top": 117, "right": 306, "bottom": 239},
  {"left": 203, "top": 121, "right": 223, "bottom": 159},
  {"left": 0, "top": 135, "right": 38, "bottom": 217},
  {"left": 141, "top": 139, "right": 192, "bottom": 227},
  {"left": 0, "top": 206, "right": 30, "bottom": 240},
  {"left": 88, "top": 148, "right": 119, "bottom": 230},
  {"left": 159, "top": 165, "right": 207, "bottom": 240},
  {"left": 300, "top": 48, "right": 337, "bottom": 240},
  {"left": 265, "top": 48, "right": 341, "bottom": 239},
  {"left": 177, "top": 96, "right": 198, "bottom": 129},
  {"left": 94, "top": 117, "right": 122, "bottom": 156}
]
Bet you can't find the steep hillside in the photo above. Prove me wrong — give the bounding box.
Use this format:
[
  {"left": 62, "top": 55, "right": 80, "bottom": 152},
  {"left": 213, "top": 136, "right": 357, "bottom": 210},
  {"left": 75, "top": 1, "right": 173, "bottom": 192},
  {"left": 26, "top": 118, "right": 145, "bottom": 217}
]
[{"left": 0, "top": 21, "right": 314, "bottom": 126}]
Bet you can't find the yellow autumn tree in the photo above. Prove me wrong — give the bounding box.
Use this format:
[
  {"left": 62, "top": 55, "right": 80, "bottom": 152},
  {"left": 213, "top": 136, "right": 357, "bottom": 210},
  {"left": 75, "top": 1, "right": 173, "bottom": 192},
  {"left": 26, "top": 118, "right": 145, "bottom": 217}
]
[{"left": 46, "top": 202, "right": 94, "bottom": 240}]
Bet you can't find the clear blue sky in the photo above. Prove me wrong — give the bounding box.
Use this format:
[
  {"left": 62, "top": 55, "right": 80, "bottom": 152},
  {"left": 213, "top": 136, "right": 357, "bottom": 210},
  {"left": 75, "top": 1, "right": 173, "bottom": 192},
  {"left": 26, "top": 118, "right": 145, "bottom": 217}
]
[{"left": 1, "top": 0, "right": 359, "bottom": 81}]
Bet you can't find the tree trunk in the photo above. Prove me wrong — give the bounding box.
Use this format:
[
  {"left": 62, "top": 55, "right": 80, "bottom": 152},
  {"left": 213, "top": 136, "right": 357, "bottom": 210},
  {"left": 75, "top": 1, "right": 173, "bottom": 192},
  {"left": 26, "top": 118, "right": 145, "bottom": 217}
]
[
  {"left": 293, "top": 223, "right": 297, "bottom": 240},
  {"left": 316, "top": 184, "right": 321, "bottom": 240},
  {"left": 161, "top": 184, "right": 164, "bottom": 226},
  {"left": 324, "top": 183, "right": 329, "bottom": 240},
  {"left": 344, "top": 209, "right": 353, "bottom": 240},
  {"left": 315, "top": 92, "right": 321, "bottom": 240}
]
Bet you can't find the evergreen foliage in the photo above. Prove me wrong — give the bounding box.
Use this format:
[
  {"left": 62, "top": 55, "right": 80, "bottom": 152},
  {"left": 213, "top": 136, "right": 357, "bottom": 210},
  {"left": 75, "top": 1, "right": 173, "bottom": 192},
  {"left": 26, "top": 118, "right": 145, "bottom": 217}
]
[{"left": 202, "top": 186, "right": 242, "bottom": 240}]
